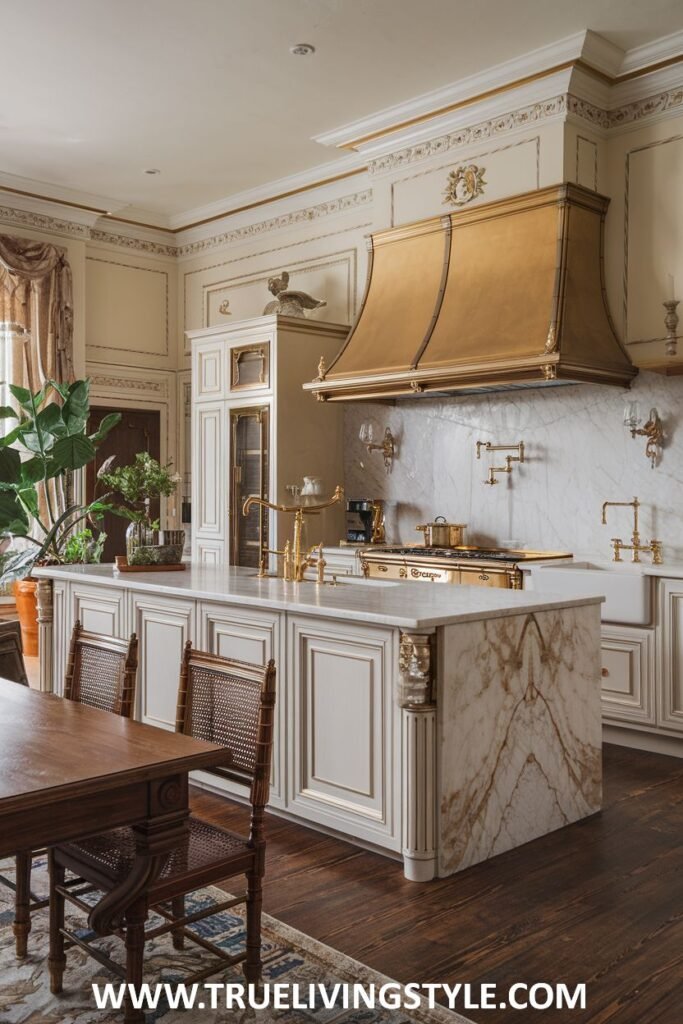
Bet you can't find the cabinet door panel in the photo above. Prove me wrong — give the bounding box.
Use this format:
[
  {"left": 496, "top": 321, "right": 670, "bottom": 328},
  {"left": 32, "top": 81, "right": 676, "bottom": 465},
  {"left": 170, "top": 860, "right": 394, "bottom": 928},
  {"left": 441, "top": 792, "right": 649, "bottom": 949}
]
[
  {"left": 198, "top": 602, "right": 284, "bottom": 806},
  {"left": 130, "top": 595, "right": 195, "bottom": 729},
  {"left": 660, "top": 581, "right": 683, "bottom": 732},
  {"left": 195, "top": 539, "right": 225, "bottom": 566},
  {"left": 600, "top": 626, "right": 655, "bottom": 725},
  {"left": 193, "top": 404, "right": 225, "bottom": 539},
  {"left": 71, "top": 584, "right": 127, "bottom": 639},
  {"left": 194, "top": 342, "right": 224, "bottom": 399},
  {"left": 288, "top": 616, "right": 399, "bottom": 850}
]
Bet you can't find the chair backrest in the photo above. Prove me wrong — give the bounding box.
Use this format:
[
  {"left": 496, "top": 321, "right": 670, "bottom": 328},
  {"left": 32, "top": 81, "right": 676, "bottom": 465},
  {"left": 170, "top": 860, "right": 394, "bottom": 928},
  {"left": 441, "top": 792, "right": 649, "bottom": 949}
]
[
  {"left": 175, "top": 643, "right": 276, "bottom": 808},
  {"left": 0, "top": 620, "right": 29, "bottom": 686},
  {"left": 64, "top": 620, "right": 138, "bottom": 719}
]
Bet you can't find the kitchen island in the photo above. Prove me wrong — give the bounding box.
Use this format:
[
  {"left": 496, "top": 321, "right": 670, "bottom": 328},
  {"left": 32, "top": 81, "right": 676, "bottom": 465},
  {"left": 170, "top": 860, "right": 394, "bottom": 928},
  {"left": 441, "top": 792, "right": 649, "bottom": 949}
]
[{"left": 34, "top": 564, "right": 603, "bottom": 881}]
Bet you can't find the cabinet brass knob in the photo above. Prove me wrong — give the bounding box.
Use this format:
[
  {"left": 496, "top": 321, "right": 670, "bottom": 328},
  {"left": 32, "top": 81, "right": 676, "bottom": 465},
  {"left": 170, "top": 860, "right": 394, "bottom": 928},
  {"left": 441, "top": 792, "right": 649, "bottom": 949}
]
[{"left": 602, "top": 667, "right": 610, "bottom": 678}]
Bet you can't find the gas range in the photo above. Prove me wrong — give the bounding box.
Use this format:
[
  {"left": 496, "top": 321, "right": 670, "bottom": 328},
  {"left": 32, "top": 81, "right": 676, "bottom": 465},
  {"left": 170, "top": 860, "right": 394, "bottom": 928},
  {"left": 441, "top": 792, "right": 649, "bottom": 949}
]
[{"left": 360, "top": 545, "right": 572, "bottom": 588}]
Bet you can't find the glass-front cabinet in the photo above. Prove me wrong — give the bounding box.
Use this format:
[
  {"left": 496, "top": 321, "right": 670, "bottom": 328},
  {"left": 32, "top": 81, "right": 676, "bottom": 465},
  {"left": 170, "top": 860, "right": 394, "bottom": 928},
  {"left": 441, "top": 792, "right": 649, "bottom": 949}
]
[
  {"left": 230, "top": 406, "right": 269, "bottom": 568},
  {"left": 189, "top": 315, "right": 348, "bottom": 568}
]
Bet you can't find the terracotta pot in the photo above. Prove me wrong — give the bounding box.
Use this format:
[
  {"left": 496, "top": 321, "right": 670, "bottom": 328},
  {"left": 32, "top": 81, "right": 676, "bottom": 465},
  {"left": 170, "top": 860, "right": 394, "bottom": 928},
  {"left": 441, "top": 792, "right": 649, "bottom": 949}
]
[{"left": 13, "top": 579, "right": 38, "bottom": 657}]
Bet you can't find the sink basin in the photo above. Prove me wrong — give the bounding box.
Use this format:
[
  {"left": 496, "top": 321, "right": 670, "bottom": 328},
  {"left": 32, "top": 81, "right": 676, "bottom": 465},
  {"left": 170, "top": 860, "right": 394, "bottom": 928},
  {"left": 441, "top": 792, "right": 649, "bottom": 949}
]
[{"left": 527, "top": 561, "right": 652, "bottom": 625}]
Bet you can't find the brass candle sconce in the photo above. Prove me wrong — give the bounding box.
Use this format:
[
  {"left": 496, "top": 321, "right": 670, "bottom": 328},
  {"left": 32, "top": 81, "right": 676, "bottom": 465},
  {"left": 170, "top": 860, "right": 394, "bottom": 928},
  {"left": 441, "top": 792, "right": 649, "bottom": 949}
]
[
  {"left": 359, "top": 423, "right": 395, "bottom": 473},
  {"left": 623, "top": 403, "right": 664, "bottom": 468}
]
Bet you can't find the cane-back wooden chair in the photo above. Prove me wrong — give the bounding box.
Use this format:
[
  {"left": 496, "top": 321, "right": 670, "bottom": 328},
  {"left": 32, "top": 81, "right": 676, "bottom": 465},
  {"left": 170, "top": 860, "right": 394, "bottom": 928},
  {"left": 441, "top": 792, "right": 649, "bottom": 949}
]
[
  {"left": 49, "top": 643, "right": 277, "bottom": 1024},
  {"left": 0, "top": 619, "right": 29, "bottom": 685},
  {"left": 9, "top": 620, "right": 138, "bottom": 959}
]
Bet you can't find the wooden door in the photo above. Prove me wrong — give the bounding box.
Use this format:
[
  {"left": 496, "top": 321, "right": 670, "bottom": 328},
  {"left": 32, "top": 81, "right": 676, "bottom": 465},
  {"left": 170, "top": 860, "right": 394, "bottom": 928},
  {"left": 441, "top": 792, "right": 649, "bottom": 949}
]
[{"left": 86, "top": 407, "right": 161, "bottom": 564}]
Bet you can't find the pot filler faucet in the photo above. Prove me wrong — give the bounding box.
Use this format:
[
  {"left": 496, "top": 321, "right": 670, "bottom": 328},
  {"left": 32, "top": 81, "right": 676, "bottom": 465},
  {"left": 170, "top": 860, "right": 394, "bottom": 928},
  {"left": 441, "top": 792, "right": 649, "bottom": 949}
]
[{"left": 600, "top": 496, "right": 663, "bottom": 564}]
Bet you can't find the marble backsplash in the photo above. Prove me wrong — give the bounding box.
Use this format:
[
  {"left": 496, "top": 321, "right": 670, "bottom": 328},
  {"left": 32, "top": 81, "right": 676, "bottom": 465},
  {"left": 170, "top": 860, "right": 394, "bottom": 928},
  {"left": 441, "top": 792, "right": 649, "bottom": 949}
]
[{"left": 342, "top": 371, "right": 683, "bottom": 561}]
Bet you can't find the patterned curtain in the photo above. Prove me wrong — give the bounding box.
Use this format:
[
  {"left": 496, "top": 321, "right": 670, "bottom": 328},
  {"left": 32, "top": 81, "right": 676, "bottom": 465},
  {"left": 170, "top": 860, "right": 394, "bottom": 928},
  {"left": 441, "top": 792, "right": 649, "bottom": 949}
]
[{"left": 0, "top": 233, "right": 74, "bottom": 392}]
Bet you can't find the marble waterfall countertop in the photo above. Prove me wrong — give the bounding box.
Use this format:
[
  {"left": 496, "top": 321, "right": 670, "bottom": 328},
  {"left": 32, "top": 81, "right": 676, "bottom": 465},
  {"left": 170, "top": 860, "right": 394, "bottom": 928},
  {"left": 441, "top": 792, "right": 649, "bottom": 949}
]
[{"left": 33, "top": 564, "right": 602, "bottom": 631}]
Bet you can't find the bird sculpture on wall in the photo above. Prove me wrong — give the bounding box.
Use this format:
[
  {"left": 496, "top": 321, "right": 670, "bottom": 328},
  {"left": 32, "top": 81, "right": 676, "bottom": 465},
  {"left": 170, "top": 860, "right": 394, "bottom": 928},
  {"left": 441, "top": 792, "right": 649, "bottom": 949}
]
[{"left": 263, "top": 270, "right": 327, "bottom": 318}]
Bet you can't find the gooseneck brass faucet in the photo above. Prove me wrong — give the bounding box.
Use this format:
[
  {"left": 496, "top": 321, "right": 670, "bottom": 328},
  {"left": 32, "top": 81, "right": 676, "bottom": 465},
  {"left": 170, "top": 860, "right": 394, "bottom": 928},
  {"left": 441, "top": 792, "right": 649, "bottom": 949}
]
[
  {"left": 601, "top": 496, "right": 663, "bottom": 564},
  {"left": 242, "top": 486, "right": 344, "bottom": 583}
]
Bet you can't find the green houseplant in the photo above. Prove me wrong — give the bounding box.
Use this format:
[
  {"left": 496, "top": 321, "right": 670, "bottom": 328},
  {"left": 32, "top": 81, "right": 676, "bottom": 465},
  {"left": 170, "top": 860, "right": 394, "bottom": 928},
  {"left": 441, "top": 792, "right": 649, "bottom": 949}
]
[
  {"left": 99, "top": 452, "right": 183, "bottom": 565},
  {"left": 0, "top": 379, "right": 120, "bottom": 645}
]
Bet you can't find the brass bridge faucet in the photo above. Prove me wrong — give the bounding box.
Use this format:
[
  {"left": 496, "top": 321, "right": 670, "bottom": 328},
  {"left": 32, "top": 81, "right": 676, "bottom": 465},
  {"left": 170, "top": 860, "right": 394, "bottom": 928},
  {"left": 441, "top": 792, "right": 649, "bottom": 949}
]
[
  {"left": 601, "top": 496, "right": 663, "bottom": 564},
  {"left": 242, "top": 485, "right": 344, "bottom": 583}
]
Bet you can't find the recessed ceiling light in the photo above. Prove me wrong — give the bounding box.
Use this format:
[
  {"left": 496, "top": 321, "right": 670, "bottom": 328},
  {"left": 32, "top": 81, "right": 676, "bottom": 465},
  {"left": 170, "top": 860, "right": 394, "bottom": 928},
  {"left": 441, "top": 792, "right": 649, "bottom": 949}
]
[
  {"left": 289, "top": 43, "right": 315, "bottom": 56},
  {"left": 144, "top": 168, "right": 161, "bottom": 175}
]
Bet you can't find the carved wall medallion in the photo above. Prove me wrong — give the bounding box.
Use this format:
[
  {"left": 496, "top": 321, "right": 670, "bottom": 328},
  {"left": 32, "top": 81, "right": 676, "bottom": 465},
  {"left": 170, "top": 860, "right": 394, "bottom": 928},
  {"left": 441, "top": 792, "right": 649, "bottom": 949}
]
[
  {"left": 443, "top": 164, "right": 487, "bottom": 207},
  {"left": 218, "top": 299, "right": 232, "bottom": 315}
]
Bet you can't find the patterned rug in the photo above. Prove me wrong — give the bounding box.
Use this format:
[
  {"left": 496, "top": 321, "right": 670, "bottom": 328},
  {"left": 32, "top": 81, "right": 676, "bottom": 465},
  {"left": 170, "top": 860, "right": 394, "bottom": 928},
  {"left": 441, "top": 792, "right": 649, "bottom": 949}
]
[{"left": 0, "top": 858, "right": 473, "bottom": 1024}]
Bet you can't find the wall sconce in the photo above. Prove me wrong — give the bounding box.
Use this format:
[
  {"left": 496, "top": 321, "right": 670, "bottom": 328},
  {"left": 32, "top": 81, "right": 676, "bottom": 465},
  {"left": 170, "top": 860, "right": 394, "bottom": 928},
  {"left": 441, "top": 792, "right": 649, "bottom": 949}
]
[
  {"left": 623, "top": 403, "right": 664, "bottom": 468},
  {"left": 359, "top": 423, "right": 395, "bottom": 473},
  {"left": 476, "top": 440, "right": 525, "bottom": 485}
]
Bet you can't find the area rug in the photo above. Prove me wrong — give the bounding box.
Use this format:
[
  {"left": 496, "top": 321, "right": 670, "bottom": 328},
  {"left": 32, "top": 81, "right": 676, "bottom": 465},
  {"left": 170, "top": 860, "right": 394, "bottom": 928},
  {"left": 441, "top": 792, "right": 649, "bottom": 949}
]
[{"left": 0, "top": 858, "right": 473, "bottom": 1024}]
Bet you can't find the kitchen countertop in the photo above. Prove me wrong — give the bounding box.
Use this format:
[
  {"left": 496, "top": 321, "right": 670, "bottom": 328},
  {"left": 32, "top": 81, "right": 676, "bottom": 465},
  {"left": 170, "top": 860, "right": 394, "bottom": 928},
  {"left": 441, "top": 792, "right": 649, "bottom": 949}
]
[
  {"left": 522, "top": 557, "right": 683, "bottom": 579},
  {"left": 33, "top": 564, "right": 602, "bottom": 631}
]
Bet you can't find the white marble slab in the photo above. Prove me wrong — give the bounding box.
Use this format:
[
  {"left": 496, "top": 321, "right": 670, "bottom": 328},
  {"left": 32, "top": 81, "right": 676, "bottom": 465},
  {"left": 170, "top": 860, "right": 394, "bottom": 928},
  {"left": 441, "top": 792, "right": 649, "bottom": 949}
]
[
  {"left": 33, "top": 564, "right": 602, "bottom": 631},
  {"left": 438, "top": 603, "right": 603, "bottom": 875}
]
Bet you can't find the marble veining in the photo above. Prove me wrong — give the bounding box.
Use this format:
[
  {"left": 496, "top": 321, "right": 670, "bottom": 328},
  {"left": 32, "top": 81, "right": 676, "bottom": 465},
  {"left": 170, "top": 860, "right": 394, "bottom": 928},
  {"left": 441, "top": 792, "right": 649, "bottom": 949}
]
[
  {"left": 438, "top": 604, "right": 602, "bottom": 874},
  {"left": 344, "top": 372, "right": 683, "bottom": 562}
]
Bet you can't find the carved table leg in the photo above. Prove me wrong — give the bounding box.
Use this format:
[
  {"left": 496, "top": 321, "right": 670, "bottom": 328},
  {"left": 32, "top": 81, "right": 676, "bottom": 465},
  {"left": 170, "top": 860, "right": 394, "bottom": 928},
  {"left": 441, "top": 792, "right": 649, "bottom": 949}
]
[{"left": 89, "top": 774, "right": 190, "bottom": 936}]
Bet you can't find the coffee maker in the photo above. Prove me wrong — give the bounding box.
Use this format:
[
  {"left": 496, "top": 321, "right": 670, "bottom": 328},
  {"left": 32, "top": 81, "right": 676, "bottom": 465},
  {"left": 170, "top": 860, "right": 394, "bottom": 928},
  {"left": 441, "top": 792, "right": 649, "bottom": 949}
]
[{"left": 345, "top": 499, "right": 385, "bottom": 545}]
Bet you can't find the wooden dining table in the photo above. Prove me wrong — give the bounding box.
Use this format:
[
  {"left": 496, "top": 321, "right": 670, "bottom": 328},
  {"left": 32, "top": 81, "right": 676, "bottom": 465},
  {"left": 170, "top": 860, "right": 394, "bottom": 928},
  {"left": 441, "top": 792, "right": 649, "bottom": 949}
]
[{"left": 0, "top": 677, "right": 229, "bottom": 934}]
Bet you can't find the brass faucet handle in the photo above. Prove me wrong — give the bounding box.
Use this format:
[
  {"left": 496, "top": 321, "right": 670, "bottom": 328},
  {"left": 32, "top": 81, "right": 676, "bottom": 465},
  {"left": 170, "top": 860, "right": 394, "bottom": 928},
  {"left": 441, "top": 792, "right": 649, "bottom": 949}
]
[
  {"left": 611, "top": 538, "right": 624, "bottom": 562},
  {"left": 650, "top": 540, "right": 663, "bottom": 564}
]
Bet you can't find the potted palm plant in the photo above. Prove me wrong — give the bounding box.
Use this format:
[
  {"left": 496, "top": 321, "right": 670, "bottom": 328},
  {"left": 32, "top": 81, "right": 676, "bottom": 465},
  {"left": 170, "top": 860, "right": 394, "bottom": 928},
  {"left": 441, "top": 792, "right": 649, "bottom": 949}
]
[
  {"left": 99, "top": 452, "right": 183, "bottom": 566},
  {"left": 0, "top": 378, "right": 120, "bottom": 651}
]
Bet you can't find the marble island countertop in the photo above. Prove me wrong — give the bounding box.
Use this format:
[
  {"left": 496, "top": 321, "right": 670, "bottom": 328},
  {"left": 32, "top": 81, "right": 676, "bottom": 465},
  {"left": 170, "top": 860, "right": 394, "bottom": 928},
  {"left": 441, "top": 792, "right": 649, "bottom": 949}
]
[
  {"left": 33, "top": 563, "right": 602, "bottom": 631},
  {"left": 522, "top": 557, "right": 683, "bottom": 579}
]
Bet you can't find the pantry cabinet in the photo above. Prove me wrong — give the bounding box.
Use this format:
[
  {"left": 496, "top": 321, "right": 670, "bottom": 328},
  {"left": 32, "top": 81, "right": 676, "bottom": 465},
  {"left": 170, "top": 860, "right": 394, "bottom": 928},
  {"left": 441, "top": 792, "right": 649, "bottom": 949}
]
[{"left": 189, "top": 315, "right": 348, "bottom": 569}]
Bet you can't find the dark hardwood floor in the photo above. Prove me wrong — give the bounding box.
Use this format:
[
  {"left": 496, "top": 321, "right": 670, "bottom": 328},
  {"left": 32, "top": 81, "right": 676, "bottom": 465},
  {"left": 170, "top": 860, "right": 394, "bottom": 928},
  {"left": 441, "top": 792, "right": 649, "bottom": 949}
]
[{"left": 192, "top": 743, "right": 683, "bottom": 1024}]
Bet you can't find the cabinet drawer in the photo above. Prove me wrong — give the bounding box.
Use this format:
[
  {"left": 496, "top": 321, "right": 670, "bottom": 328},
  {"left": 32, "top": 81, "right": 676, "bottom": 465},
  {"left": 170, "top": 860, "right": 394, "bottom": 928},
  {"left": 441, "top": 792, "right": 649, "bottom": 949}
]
[
  {"left": 600, "top": 626, "right": 655, "bottom": 725},
  {"left": 458, "top": 568, "right": 510, "bottom": 588}
]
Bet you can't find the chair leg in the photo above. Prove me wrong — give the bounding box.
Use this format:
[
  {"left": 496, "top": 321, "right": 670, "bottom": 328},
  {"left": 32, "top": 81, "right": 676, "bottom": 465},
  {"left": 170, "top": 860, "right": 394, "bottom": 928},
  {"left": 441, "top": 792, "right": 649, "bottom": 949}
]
[
  {"left": 243, "top": 868, "right": 263, "bottom": 985},
  {"left": 48, "top": 851, "right": 66, "bottom": 994},
  {"left": 124, "top": 897, "right": 147, "bottom": 1024},
  {"left": 13, "top": 851, "right": 32, "bottom": 959},
  {"left": 171, "top": 895, "right": 185, "bottom": 950}
]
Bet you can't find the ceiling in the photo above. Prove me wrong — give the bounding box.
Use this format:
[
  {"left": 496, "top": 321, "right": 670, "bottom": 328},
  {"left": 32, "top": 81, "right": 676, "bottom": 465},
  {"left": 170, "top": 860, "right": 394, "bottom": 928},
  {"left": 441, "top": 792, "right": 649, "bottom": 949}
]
[{"left": 2, "top": 0, "right": 683, "bottom": 227}]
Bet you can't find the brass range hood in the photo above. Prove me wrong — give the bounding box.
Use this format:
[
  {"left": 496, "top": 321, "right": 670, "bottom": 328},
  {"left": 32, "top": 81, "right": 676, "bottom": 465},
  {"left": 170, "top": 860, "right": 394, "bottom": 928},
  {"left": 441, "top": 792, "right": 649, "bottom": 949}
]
[{"left": 304, "top": 183, "right": 637, "bottom": 401}]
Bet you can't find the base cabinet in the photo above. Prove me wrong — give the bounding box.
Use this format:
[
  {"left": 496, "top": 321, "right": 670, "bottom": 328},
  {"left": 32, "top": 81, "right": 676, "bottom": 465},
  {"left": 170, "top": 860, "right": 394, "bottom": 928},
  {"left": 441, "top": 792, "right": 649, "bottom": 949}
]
[
  {"left": 197, "top": 602, "right": 285, "bottom": 807},
  {"left": 287, "top": 616, "right": 400, "bottom": 851},
  {"left": 659, "top": 580, "right": 683, "bottom": 733},
  {"left": 129, "top": 594, "right": 195, "bottom": 732},
  {"left": 600, "top": 626, "right": 656, "bottom": 726}
]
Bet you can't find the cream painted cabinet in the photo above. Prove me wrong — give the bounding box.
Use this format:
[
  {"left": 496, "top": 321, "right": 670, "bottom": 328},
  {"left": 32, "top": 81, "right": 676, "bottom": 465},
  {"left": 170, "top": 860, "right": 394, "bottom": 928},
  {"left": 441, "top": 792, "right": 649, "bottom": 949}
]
[
  {"left": 600, "top": 626, "right": 656, "bottom": 725},
  {"left": 129, "top": 593, "right": 195, "bottom": 731},
  {"left": 287, "top": 615, "right": 400, "bottom": 851},
  {"left": 197, "top": 601, "right": 285, "bottom": 807},
  {"left": 188, "top": 315, "right": 348, "bottom": 568},
  {"left": 659, "top": 580, "right": 683, "bottom": 733}
]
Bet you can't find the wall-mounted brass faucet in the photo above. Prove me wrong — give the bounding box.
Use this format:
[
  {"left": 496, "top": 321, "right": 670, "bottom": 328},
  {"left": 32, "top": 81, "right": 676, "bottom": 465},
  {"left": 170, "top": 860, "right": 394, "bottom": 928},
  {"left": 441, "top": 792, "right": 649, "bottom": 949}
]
[
  {"left": 601, "top": 496, "right": 663, "bottom": 564},
  {"left": 476, "top": 441, "right": 525, "bottom": 486},
  {"left": 243, "top": 486, "right": 344, "bottom": 582}
]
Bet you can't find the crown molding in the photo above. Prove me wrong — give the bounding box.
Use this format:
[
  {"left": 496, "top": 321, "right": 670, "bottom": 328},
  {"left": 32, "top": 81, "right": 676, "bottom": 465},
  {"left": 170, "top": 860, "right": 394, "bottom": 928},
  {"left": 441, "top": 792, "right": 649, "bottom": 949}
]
[
  {"left": 620, "top": 28, "right": 683, "bottom": 74},
  {"left": 168, "top": 153, "right": 367, "bottom": 234},
  {"left": 175, "top": 189, "right": 373, "bottom": 258},
  {"left": 0, "top": 201, "right": 92, "bottom": 239},
  {"left": 314, "top": 31, "right": 590, "bottom": 151}
]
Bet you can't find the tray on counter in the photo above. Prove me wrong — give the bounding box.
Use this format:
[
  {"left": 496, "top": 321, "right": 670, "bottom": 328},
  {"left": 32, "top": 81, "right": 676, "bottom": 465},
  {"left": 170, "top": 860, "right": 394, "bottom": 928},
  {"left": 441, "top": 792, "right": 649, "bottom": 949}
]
[{"left": 115, "top": 556, "right": 187, "bottom": 573}]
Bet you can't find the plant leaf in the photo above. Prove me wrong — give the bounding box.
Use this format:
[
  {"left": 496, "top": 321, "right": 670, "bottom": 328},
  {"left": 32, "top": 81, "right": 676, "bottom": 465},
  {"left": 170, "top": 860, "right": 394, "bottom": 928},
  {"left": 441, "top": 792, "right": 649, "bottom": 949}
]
[
  {"left": 36, "top": 403, "right": 65, "bottom": 435},
  {"left": 0, "top": 405, "right": 17, "bottom": 420},
  {"left": 0, "top": 491, "right": 29, "bottom": 533},
  {"left": 96, "top": 454, "right": 117, "bottom": 479},
  {"left": 62, "top": 379, "right": 90, "bottom": 425},
  {"left": 44, "top": 378, "right": 70, "bottom": 401},
  {"left": 0, "top": 447, "right": 21, "bottom": 484},
  {"left": 90, "top": 412, "right": 121, "bottom": 444},
  {"left": 0, "top": 547, "right": 39, "bottom": 585},
  {"left": 20, "top": 456, "right": 48, "bottom": 485},
  {"left": 8, "top": 384, "right": 32, "bottom": 409},
  {"left": 51, "top": 434, "right": 96, "bottom": 471}
]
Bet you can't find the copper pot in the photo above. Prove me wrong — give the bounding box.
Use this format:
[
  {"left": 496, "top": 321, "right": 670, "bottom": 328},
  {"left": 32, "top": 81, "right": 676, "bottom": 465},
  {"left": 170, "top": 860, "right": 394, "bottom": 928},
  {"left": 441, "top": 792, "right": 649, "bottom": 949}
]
[{"left": 415, "top": 517, "right": 467, "bottom": 548}]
